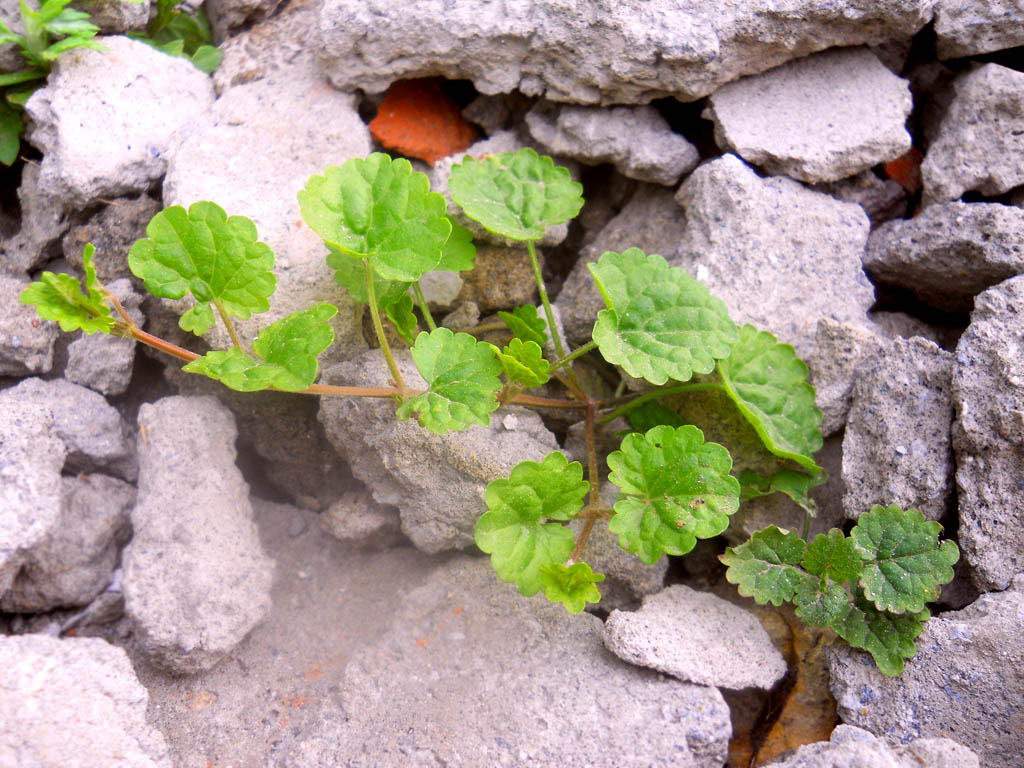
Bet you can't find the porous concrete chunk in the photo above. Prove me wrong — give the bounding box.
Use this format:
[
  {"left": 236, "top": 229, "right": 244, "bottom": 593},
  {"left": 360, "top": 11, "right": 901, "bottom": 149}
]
[
  {"left": 808, "top": 319, "right": 887, "bottom": 437},
  {"left": 935, "top": 0, "right": 1024, "bottom": 59},
  {"left": 812, "top": 169, "right": 906, "bottom": 227},
  {"left": 123, "top": 395, "right": 274, "bottom": 673},
  {"left": 1, "top": 474, "right": 133, "bottom": 612},
  {"left": 952, "top": 275, "right": 1024, "bottom": 591},
  {"left": 0, "top": 635, "right": 172, "bottom": 768},
  {"left": 3, "top": 162, "right": 71, "bottom": 272},
  {"left": 76, "top": 0, "right": 150, "bottom": 33},
  {"left": 604, "top": 585, "right": 787, "bottom": 690},
  {"left": 922, "top": 64, "right": 1024, "bottom": 206},
  {"left": 525, "top": 102, "right": 698, "bottom": 186},
  {"left": 318, "top": 350, "right": 559, "bottom": 553},
  {"left": 843, "top": 336, "right": 955, "bottom": 521},
  {"left": 293, "top": 556, "right": 732, "bottom": 767},
  {"left": 705, "top": 48, "right": 912, "bottom": 183},
  {"left": 676, "top": 154, "right": 874, "bottom": 360},
  {"left": 762, "top": 724, "right": 980, "bottom": 768},
  {"left": 317, "top": 0, "right": 935, "bottom": 104},
  {"left": 205, "top": 0, "right": 284, "bottom": 41},
  {"left": 24, "top": 36, "right": 215, "bottom": 210},
  {"left": 865, "top": 202, "right": 1024, "bottom": 313},
  {"left": 321, "top": 489, "right": 403, "bottom": 549},
  {"left": 62, "top": 194, "right": 160, "bottom": 285},
  {"left": 66, "top": 278, "right": 143, "bottom": 395},
  {"left": 161, "top": 74, "right": 370, "bottom": 365},
  {"left": 0, "top": 273, "right": 59, "bottom": 375},
  {"left": 828, "top": 576, "right": 1024, "bottom": 768}
]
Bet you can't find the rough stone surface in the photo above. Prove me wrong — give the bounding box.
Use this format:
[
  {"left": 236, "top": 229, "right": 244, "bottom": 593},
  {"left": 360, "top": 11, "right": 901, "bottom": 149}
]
[
  {"left": 24, "top": 36, "right": 215, "bottom": 210},
  {"left": 934, "top": 0, "right": 1024, "bottom": 59},
  {"left": 293, "top": 556, "right": 732, "bottom": 767},
  {"left": 604, "top": 584, "right": 787, "bottom": 690},
  {"left": 525, "top": 101, "right": 698, "bottom": 185},
  {"left": 76, "top": 0, "right": 150, "bottom": 33},
  {"left": 0, "top": 273, "right": 59, "bottom": 375},
  {"left": 843, "top": 336, "right": 955, "bottom": 521},
  {"left": 952, "top": 275, "right": 1024, "bottom": 591},
  {"left": 762, "top": 724, "right": 980, "bottom": 768},
  {"left": 455, "top": 243, "right": 540, "bottom": 312},
  {"left": 66, "top": 278, "right": 143, "bottom": 395},
  {"left": 2, "top": 160, "right": 71, "bottom": 272},
  {"left": 0, "top": 634, "right": 172, "bottom": 768},
  {"left": 705, "top": 47, "right": 912, "bottom": 183},
  {"left": 865, "top": 202, "right": 1024, "bottom": 313},
  {"left": 828, "top": 576, "right": 1024, "bottom": 768},
  {"left": 123, "top": 395, "right": 274, "bottom": 673},
  {"left": 318, "top": 350, "right": 559, "bottom": 553},
  {"left": 205, "top": 0, "right": 284, "bottom": 41},
  {"left": 0, "top": 473, "right": 133, "bottom": 612},
  {"left": 62, "top": 194, "right": 160, "bottom": 287},
  {"left": 321, "top": 488, "right": 403, "bottom": 549},
  {"left": 922, "top": 64, "right": 1024, "bottom": 206},
  {"left": 808, "top": 319, "right": 887, "bottom": 437},
  {"left": 676, "top": 154, "right": 874, "bottom": 360},
  {"left": 812, "top": 169, "right": 907, "bottom": 227},
  {"left": 317, "top": 0, "right": 935, "bottom": 104}
]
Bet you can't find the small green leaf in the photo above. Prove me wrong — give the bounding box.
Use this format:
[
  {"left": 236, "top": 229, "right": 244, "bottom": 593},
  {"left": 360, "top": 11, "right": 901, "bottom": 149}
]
[
  {"left": 493, "top": 338, "right": 550, "bottom": 388},
  {"left": 189, "top": 44, "right": 222, "bottom": 73},
  {"left": 0, "top": 101, "right": 23, "bottom": 166},
  {"left": 718, "top": 324, "right": 823, "bottom": 472},
  {"left": 325, "top": 247, "right": 410, "bottom": 308},
  {"left": 852, "top": 505, "right": 960, "bottom": 614},
  {"left": 474, "top": 451, "right": 589, "bottom": 596},
  {"left": 793, "top": 577, "right": 851, "bottom": 628},
  {"left": 128, "top": 201, "right": 276, "bottom": 336},
  {"left": 19, "top": 244, "right": 115, "bottom": 334},
  {"left": 623, "top": 401, "right": 685, "bottom": 435},
  {"left": 721, "top": 526, "right": 810, "bottom": 606},
  {"left": 831, "top": 588, "right": 929, "bottom": 676},
  {"left": 386, "top": 293, "right": 418, "bottom": 345},
  {"left": 498, "top": 304, "right": 548, "bottom": 347},
  {"left": 589, "top": 249, "right": 737, "bottom": 386},
  {"left": 436, "top": 220, "right": 476, "bottom": 272},
  {"left": 606, "top": 424, "right": 741, "bottom": 564},
  {"left": 539, "top": 562, "right": 605, "bottom": 614},
  {"left": 738, "top": 468, "right": 827, "bottom": 517},
  {"left": 448, "top": 147, "right": 583, "bottom": 241},
  {"left": 802, "top": 529, "right": 863, "bottom": 585},
  {"left": 396, "top": 327, "right": 502, "bottom": 433},
  {"left": 298, "top": 154, "right": 451, "bottom": 282}
]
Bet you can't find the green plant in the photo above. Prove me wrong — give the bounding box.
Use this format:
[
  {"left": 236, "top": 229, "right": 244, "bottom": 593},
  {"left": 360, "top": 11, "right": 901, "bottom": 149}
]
[
  {"left": 20, "top": 149, "right": 958, "bottom": 676},
  {"left": 132, "top": 0, "right": 221, "bottom": 74}
]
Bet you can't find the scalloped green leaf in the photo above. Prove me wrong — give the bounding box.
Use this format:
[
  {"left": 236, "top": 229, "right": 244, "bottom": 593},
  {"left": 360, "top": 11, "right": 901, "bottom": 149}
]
[
  {"left": 437, "top": 220, "right": 476, "bottom": 272},
  {"left": 718, "top": 324, "right": 823, "bottom": 472},
  {"left": 325, "top": 248, "right": 410, "bottom": 308},
  {"left": 498, "top": 304, "right": 548, "bottom": 348},
  {"left": 19, "top": 244, "right": 115, "bottom": 334},
  {"left": 721, "top": 525, "right": 810, "bottom": 606},
  {"left": 852, "top": 504, "right": 959, "bottom": 614},
  {"left": 386, "top": 293, "right": 418, "bottom": 345},
  {"left": 395, "top": 327, "right": 502, "bottom": 433},
  {"left": 0, "top": 100, "right": 23, "bottom": 166},
  {"left": 298, "top": 154, "right": 451, "bottom": 282},
  {"left": 128, "top": 201, "right": 276, "bottom": 336},
  {"left": 448, "top": 147, "right": 583, "bottom": 241},
  {"left": 474, "top": 451, "right": 589, "bottom": 596},
  {"left": 589, "top": 249, "right": 737, "bottom": 386},
  {"left": 493, "top": 338, "right": 550, "bottom": 388},
  {"left": 832, "top": 588, "right": 930, "bottom": 676},
  {"left": 606, "top": 424, "right": 741, "bottom": 564},
  {"left": 182, "top": 302, "right": 337, "bottom": 392},
  {"left": 802, "top": 529, "right": 863, "bottom": 584},
  {"left": 738, "top": 468, "right": 826, "bottom": 517},
  {"left": 539, "top": 562, "right": 605, "bottom": 614},
  {"left": 793, "top": 577, "right": 851, "bottom": 628}
]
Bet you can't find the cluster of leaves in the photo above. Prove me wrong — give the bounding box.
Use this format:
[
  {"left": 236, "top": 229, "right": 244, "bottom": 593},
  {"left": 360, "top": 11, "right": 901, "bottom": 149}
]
[
  {"left": 19, "top": 148, "right": 959, "bottom": 676},
  {"left": 131, "top": 0, "right": 221, "bottom": 74}
]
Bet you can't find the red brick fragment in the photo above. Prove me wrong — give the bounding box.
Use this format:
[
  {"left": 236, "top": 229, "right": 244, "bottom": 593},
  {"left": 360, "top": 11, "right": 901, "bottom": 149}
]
[{"left": 370, "top": 79, "right": 478, "bottom": 166}]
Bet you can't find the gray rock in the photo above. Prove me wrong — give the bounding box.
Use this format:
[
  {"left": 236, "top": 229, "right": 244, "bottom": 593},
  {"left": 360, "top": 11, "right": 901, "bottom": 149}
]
[
  {"left": 0, "top": 0, "right": 22, "bottom": 72},
  {"left": 843, "top": 336, "right": 955, "bottom": 521},
  {"left": 123, "top": 395, "right": 274, "bottom": 673},
  {"left": 0, "top": 273, "right": 59, "bottom": 375},
  {"left": 865, "top": 202, "right": 1024, "bottom": 313},
  {"left": 676, "top": 155, "right": 874, "bottom": 361},
  {"left": 318, "top": 349, "right": 559, "bottom": 553},
  {"left": 0, "top": 634, "right": 172, "bottom": 767},
  {"left": 321, "top": 488, "right": 403, "bottom": 549},
  {"left": 65, "top": 278, "right": 143, "bottom": 395},
  {"left": 2, "top": 162, "right": 70, "bottom": 272},
  {"left": 525, "top": 101, "right": 698, "bottom": 186},
  {"left": 812, "top": 169, "right": 907, "bottom": 227},
  {"left": 161, "top": 73, "right": 370, "bottom": 366},
  {"left": 455, "top": 242, "right": 540, "bottom": 313},
  {"left": 934, "top": 0, "right": 1024, "bottom": 59},
  {"left": 24, "top": 36, "right": 215, "bottom": 211},
  {"left": 827, "top": 575, "right": 1024, "bottom": 768},
  {"left": 952, "top": 275, "right": 1024, "bottom": 591},
  {"left": 462, "top": 91, "right": 533, "bottom": 136},
  {"left": 922, "top": 64, "right": 1024, "bottom": 206},
  {"left": 205, "top": 0, "right": 283, "bottom": 41},
  {"left": 808, "top": 319, "right": 887, "bottom": 437},
  {"left": 291, "top": 555, "right": 732, "bottom": 767},
  {"left": 62, "top": 194, "right": 160, "bottom": 287},
  {"left": 317, "top": 0, "right": 935, "bottom": 104},
  {"left": 705, "top": 48, "right": 912, "bottom": 183},
  {"left": 604, "top": 584, "right": 787, "bottom": 690},
  {"left": 76, "top": 0, "right": 150, "bottom": 33},
  {"left": 762, "top": 724, "right": 980, "bottom": 768},
  {"left": 0, "top": 474, "right": 133, "bottom": 612}
]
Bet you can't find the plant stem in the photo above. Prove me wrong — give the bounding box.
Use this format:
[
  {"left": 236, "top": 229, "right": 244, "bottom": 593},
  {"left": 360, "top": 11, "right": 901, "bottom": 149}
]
[
  {"left": 214, "top": 299, "right": 246, "bottom": 351},
  {"left": 303, "top": 383, "right": 406, "bottom": 399},
  {"left": 570, "top": 401, "right": 601, "bottom": 563},
  {"left": 412, "top": 282, "right": 437, "bottom": 331},
  {"left": 599, "top": 382, "right": 724, "bottom": 424},
  {"left": 553, "top": 341, "right": 596, "bottom": 371},
  {"left": 510, "top": 392, "right": 589, "bottom": 410},
  {"left": 129, "top": 326, "right": 199, "bottom": 363},
  {"left": 364, "top": 257, "right": 404, "bottom": 392},
  {"left": 526, "top": 239, "right": 586, "bottom": 395}
]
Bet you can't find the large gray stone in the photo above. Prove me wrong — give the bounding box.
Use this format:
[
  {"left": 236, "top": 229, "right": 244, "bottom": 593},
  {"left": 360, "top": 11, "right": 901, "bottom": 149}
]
[
  {"left": 705, "top": 47, "right": 912, "bottom": 183},
  {"left": 827, "top": 576, "right": 1024, "bottom": 768},
  {"left": 65, "top": 278, "right": 143, "bottom": 395},
  {"left": 934, "top": 0, "right": 1024, "bottom": 59},
  {"left": 807, "top": 319, "right": 887, "bottom": 437},
  {"left": 952, "top": 275, "right": 1024, "bottom": 591},
  {"left": 291, "top": 556, "right": 732, "bottom": 767},
  {"left": 0, "top": 634, "right": 172, "bottom": 767},
  {"left": 604, "top": 584, "right": 787, "bottom": 691},
  {"left": 922, "top": 64, "right": 1024, "bottom": 206},
  {"left": 123, "top": 395, "right": 274, "bottom": 673},
  {"left": 762, "top": 724, "right": 979, "bottom": 768},
  {"left": 75, "top": 0, "right": 150, "bottom": 33},
  {"left": 316, "top": 0, "right": 935, "bottom": 104},
  {"left": 0, "top": 273, "right": 59, "bottom": 376},
  {"left": 205, "top": 0, "right": 284, "bottom": 41},
  {"left": 865, "top": 202, "right": 1024, "bottom": 313}
]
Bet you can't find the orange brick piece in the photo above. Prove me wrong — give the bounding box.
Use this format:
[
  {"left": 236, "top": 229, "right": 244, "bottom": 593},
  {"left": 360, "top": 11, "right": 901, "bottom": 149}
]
[{"left": 370, "top": 79, "right": 478, "bottom": 166}]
